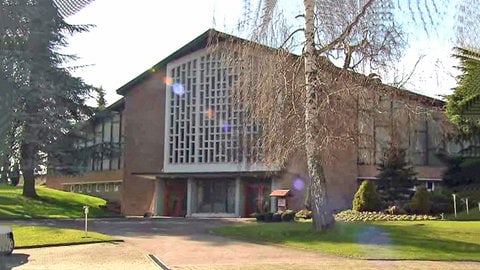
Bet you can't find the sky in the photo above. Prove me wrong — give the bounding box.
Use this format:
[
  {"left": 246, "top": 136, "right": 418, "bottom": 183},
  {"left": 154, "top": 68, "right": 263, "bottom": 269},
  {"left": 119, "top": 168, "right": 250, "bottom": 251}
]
[{"left": 63, "top": 0, "right": 459, "bottom": 106}]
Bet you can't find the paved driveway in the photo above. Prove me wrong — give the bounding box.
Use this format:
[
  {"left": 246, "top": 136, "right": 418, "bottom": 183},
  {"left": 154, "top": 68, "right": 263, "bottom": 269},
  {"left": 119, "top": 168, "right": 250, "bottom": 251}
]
[{"left": 3, "top": 218, "right": 480, "bottom": 269}]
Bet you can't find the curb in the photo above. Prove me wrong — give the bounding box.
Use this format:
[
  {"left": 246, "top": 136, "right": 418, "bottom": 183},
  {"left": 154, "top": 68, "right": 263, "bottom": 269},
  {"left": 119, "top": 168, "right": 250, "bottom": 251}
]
[{"left": 14, "top": 239, "right": 124, "bottom": 249}]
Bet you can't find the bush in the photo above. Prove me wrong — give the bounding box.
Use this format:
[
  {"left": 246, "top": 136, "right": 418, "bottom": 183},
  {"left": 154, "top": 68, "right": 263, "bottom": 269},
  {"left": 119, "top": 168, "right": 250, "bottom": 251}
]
[
  {"left": 430, "top": 202, "right": 453, "bottom": 214},
  {"left": 352, "top": 180, "right": 381, "bottom": 212},
  {"left": 250, "top": 212, "right": 265, "bottom": 222},
  {"left": 265, "top": 212, "right": 274, "bottom": 222},
  {"left": 272, "top": 212, "right": 282, "bottom": 222},
  {"left": 385, "top": 205, "right": 406, "bottom": 215},
  {"left": 295, "top": 209, "right": 312, "bottom": 219},
  {"left": 411, "top": 187, "right": 431, "bottom": 214},
  {"left": 281, "top": 210, "right": 296, "bottom": 222},
  {"left": 335, "top": 210, "right": 438, "bottom": 222}
]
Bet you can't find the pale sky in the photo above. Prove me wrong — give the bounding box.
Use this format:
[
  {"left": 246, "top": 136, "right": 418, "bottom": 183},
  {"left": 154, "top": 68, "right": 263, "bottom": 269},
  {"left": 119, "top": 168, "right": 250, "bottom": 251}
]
[{"left": 64, "top": 0, "right": 458, "bottom": 106}]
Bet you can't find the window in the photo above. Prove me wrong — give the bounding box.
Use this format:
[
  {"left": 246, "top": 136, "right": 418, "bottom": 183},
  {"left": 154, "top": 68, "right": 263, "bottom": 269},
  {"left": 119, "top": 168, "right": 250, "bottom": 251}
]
[
  {"left": 114, "top": 184, "right": 120, "bottom": 192},
  {"left": 86, "top": 184, "right": 92, "bottom": 193},
  {"left": 69, "top": 185, "right": 74, "bottom": 192},
  {"left": 194, "top": 179, "right": 235, "bottom": 213},
  {"left": 96, "top": 184, "right": 100, "bottom": 192},
  {"left": 425, "top": 181, "right": 435, "bottom": 191},
  {"left": 105, "top": 183, "right": 109, "bottom": 192}
]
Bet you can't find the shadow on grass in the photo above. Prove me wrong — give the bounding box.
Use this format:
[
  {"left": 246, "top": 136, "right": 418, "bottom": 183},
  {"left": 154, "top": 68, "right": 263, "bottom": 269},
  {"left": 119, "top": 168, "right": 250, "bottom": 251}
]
[
  {"left": 0, "top": 253, "right": 29, "bottom": 270},
  {"left": 8, "top": 217, "right": 246, "bottom": 247},
  {"left": 215, "top": 221, "right": 480, "bottom": 260}
]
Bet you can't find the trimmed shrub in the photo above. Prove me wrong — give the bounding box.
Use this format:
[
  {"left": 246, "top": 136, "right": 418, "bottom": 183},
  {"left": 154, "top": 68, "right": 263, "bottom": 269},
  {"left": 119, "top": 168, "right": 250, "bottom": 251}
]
[
  {"left": 272, "top": 212, "right": 282, "bottom": 222},
  {"left": 353, "top": 180, "right": 381, "bottom": 212},
  {"left": 250, "top": 212, "right": 265, "bottom": 222},
  {"left": 411, "top": 187, "right": 431, "bottom": 214},
  {"left": 295, "top": 209, "right": 312, "bottom": 219},
  {"left": 265, "top": 212, "right": 274, "bottom": 222},
  {"left": 385, "top": 205, "right": 406, "bottom": 215},
  {"left": 335, "top": 210, "right": 438, "bottom": 222},
  {"left": 281, "top": 210, "right": 296, "bottom": 222}
]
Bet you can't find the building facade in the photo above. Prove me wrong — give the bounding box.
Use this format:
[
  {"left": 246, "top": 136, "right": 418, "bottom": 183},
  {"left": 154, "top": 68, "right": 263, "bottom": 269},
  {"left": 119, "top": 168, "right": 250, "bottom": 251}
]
[
  {"left": 46, "top": 99, "right": 125, "bottom": 202},
  {"left": 115, "top": 29, "right": 448, "bottom": 217}
]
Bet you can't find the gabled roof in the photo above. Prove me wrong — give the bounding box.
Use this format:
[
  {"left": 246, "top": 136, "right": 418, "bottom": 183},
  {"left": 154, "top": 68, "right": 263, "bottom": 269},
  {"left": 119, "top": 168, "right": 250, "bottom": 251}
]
[
  {"left": 115, "top": 28, "right": 445, "bottom": 107},
  {"left": 117, "top": 29, "right": 238, "bottom": 95}
]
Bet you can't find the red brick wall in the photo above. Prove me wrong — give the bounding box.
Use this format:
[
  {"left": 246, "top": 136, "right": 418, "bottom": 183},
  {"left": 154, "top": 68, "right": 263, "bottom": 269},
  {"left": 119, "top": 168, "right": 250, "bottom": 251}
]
[{"left": 121, "top": 69, "right": 166, "bottom": 215}]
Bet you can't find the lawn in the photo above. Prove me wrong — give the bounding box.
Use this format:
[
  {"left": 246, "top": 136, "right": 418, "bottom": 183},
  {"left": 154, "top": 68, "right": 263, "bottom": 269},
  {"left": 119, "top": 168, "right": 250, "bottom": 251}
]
[
  {"left": 215, "top": 220, "right": 480, "bottom": 261},
  {"left": 0, "top": 184, "right": 119, "bottom": 219},
  {"left": 448, "top": 209, "right": 480, "bottom": 221},
  {"left": 10, "top": 225, "right": 116, "bottom": 247}
]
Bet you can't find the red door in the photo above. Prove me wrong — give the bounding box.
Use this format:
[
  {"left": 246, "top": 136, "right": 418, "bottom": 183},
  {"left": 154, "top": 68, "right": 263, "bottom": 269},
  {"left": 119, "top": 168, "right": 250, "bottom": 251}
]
[
  {"left": 164, "top": 181, "right": 187, "bottom": 217},
  {"left": 244, "top": 183, "right": 270, "bottom": 216}
]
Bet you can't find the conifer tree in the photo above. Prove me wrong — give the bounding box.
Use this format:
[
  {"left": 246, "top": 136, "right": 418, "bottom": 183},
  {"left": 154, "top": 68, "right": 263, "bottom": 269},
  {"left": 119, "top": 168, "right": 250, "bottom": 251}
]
[
  {"left": 0, "top": 0, "right": 94, "bottom": 197},
  {"left": 377, "top": 142, "right": 417, "bottom": 204}
]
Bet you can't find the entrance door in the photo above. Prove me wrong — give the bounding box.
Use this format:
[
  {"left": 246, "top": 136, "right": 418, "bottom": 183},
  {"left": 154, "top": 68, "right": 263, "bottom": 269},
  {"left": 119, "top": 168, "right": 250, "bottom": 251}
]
[
  {"left": 244, "top": 183, "right": 270, "bottom": 216},
  {"left": 164, "top": 181, "right": 187, "bottom": 217}
]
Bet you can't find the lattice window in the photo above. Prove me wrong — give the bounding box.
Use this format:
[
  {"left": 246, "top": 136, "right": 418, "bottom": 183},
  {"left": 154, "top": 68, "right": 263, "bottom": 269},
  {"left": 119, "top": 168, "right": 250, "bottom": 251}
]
[{"left": 166, "top": 51, "right": 259, "bottom": 165}]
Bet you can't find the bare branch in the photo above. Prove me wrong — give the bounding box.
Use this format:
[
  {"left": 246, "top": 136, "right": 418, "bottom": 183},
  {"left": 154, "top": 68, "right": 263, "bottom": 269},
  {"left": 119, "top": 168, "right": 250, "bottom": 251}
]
[{"left": 318, "top": 0, "right": 375, "bottom": 54}]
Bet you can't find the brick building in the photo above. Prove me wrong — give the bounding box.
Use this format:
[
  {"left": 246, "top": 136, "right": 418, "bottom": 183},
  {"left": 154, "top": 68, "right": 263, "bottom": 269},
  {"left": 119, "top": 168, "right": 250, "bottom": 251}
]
[
  {"left": 48, "top": 29, "right": 448, "bottom": 216},
  {"left": 46, "top": 99, "right": 124, "bottom": 202}
]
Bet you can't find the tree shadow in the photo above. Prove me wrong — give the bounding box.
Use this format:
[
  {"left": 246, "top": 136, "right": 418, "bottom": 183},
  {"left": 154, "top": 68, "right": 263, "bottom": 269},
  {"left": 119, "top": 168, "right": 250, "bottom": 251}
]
[{"left": 0, "top": 253, "right": 29, "bottom": 270}]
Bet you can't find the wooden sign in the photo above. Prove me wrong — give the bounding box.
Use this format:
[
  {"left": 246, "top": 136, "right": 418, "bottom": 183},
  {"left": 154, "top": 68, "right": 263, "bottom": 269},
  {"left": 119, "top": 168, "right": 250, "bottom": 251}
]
[{"left": 278, "top": 198, "right": 286, "bottom": 207}]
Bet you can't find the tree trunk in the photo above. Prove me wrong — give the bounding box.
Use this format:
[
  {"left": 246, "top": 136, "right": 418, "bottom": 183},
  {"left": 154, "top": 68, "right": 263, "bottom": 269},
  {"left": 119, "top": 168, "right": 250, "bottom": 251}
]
[
  {"left": 303, "top": 0, "right": 335, "bottom": 231},
  {"left": 21, "top": 142, "right": 38, "bottom": 198}
]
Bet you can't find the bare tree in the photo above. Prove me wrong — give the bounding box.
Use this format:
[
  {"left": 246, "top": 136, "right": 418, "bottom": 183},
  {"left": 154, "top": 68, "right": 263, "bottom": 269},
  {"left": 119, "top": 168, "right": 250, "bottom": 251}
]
[{"left": 220, "top": 0, "right": 458, "bottom": 231}]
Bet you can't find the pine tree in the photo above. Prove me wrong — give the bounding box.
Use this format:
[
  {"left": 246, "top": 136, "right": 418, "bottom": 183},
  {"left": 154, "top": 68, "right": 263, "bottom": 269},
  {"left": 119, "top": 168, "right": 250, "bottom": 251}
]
[
  {"left": 0, "top": 1, "right": 94, "bottom": 198},
  {"left": 376, "top": 142, "right": 417, "bottom": 204}
]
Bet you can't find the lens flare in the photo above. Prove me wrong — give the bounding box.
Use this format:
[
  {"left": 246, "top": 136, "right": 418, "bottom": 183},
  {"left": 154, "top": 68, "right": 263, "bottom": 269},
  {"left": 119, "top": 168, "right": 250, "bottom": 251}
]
[
  {"left": 205, "top": 108, "right": 214, "bottom": 119},
  {"left": 172, "top": 82, "right": 185, "bottom": 96},
  {"left": 293, "top": 177, "right": 305, "bottom": 190},
  {"left": 164, "top": 76, "right": 173, "bottom": 85},
  {"left": 221, "top": 121, "right": 231, "bottom": 132}
]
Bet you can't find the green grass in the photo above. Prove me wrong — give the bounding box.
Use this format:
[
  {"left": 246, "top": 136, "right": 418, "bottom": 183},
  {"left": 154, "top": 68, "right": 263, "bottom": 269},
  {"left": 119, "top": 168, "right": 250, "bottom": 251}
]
[
  {"left": 0, "top": 184, "right": 119, "bottom": 219},
  {"left": 10, "top": 225, "right": 115, "bottom": 247},
  {"left": 215, "top": 220, "right": 480, "bottom": 261},
  {"left": 447, "top": 208, "right": 480, "bottom": 220}
]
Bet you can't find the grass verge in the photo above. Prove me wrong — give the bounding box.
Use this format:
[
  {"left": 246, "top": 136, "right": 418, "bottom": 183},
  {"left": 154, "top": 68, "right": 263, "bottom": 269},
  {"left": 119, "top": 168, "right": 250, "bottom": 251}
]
[
  {"left": 0, "top": 184, "right": 119, "bottom": 219},
  {"left": 11, "top": 225, "right": 116, "bottom": 248},
  {"left": 447, "top": 209, "right": 480, "bottom": 221},
  {"left": 215, "top": 220, "right": 480, "bottom": 261}
]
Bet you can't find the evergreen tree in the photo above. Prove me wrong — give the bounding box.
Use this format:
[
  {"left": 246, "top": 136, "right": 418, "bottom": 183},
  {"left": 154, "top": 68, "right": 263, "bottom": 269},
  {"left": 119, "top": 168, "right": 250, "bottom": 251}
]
[
  {"left": 352, "top": 180, "right": 381, "bottom": 212},
  {"left": 376, "top": 142, "right": 417, "bottom": 204},
  {"left": 0, "top": 0, "right": 94, "bottom": 198}
]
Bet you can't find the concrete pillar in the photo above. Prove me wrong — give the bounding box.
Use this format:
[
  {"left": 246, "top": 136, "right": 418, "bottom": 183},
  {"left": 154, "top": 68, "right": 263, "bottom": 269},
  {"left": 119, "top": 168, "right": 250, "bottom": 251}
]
[
  {"left": 186, "top": 177, "right": 193, "bottom": 217},
  {"left": 235, "top": 177, "right": 241, "bottom": 217}
]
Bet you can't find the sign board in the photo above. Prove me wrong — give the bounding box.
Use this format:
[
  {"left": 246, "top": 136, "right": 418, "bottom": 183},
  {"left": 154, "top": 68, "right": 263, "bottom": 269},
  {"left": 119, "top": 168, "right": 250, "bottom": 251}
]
[{"left": 277, "top": 198, "right": 286, "bottom": 207}]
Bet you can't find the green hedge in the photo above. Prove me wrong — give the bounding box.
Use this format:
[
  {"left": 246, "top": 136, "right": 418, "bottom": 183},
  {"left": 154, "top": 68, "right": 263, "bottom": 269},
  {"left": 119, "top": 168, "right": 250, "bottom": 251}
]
[{"left": 335, "top": 210, "right": 438, "bottom": 222}]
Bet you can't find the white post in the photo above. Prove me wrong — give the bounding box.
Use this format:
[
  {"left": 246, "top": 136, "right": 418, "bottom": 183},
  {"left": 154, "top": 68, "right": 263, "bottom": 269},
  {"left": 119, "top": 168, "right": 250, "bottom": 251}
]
[
  {"left": 83, "top": 206, "right": 89, "bottom": 238},
  {"left": 466, "top": 198, "right": 469, "bottom": 215},
  {"left": 453, "top": 194, "right": 457, "bottom": 218}
]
